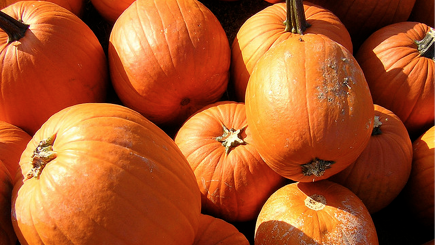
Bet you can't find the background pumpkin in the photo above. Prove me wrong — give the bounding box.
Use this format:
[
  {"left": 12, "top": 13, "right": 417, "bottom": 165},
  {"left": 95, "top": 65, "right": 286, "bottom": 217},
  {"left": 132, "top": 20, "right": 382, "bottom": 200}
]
[
  {"left": 0, "top": 160, "right": 16, "bottom": 245},
  {"left": 408, "top": 0, "right": 434, "bottom": 27},
  {"left": 0, "top": 1, "right": 108, "bottom": 135},
  {"left": 12, "top": 103, "right": 201, "bottom": 245},
  {"left": 0, "top": 0, "right": 86, "bottom": 16},
  {"left": 90, "top": 0, "right": 134, "bottom": 24}
]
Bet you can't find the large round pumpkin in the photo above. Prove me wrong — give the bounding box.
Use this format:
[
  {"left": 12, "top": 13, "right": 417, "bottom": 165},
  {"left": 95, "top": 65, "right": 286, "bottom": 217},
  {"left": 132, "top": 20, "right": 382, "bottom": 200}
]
[
  {"left": 11, "top": 103, "right": 201, "bottom": 245},
  {"left": 0, "top": 160, "right": 16, "bottom": 245},
  {"left": 255, "top": 180, "right": 379, "bottom": 244},
  {"left": 245, "top": 34, "right": 374, "bottom": 182},
  {"left": 355, "top": 22, "right": 434, "bottom": 139},
  {"left": 329, "top": 104, "right": 413, "bottom": 214},
  {"left": 0, "top": 1, "right": 108, "bottom": 135},
  {"left": 108, "top": 0, "right": 230, "bottom": 128},
  {"left": 0, "top": 0, "right": 86, "bottom": 16},
  {"left": 174, "top": 101, "right": 286, "bottom": 222}
]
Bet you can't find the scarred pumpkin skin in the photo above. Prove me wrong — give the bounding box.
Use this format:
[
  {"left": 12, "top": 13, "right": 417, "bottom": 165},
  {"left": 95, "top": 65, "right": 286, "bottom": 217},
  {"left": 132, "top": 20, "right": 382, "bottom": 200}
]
[
  {"left": 255, "top": 180, "right": 379, "bottom": 244},
  {"left": 90, "top": 0, "right": 134, "bottom": 24},
  {"left": 231, "top": 1, "right": 353, "bottom": 101},
  {"left": 174, "top": 101, "right": 286, "bottom": 222},
  {"left": 11, "top": 103, "right": 201, "bottom": 245},
  {"left": 245, "top": 34, "right": 374, "bottom": 182},
  {"left": 356, "top": 22, "right": 434, "bottom": 139},
  {"left": 0, "top": 1, "right": 109, "bottom": 135},
  {"left": 329, "top": 105, "right": 413, "bottom": 214},
  {"left": 0, "top": 0, "right": 86, "bottom": 16},
  {"left": 108, "top": 0, "right": 231, "bottom": 128},
  {"left": 0, "top": 160, "right": 16, "bottom": 245}
]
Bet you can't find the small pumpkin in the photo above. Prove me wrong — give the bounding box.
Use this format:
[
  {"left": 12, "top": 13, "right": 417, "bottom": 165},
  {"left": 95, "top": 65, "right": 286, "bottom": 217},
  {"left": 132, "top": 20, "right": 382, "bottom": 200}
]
[
  {"left": 0, "top": 0, "right": 86, "bottom": 16},
  {"left": 90, "top": 0, "right": 134, "bottom": 24},
  {"left": 329, "top": 104, "right": 413, "bottom": 214},
  {"left": 12, "top": 103, "right": 201, "bottom": 245},
  {"left": 174, "top": 101, "right": 286, "bottom": 222},
  {"left": 255, "top": 180, "right": 379, "bottom": 244},
  {"left": 0, "top": 160, "right": 16, "bottom": 245}
]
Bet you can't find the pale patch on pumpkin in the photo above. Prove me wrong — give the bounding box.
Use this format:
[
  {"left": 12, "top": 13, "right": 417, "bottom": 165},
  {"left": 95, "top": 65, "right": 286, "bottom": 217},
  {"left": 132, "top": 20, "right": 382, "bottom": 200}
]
[{"left": 305, "top": 194, "right": 326, "bottom": 210}]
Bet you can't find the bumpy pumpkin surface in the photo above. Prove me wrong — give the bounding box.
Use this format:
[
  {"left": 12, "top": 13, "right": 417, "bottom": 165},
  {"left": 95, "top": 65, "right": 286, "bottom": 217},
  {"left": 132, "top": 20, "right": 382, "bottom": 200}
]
[
  {"left": 11, "top": 103, "right": 201, "bottom": 245},
  {"left": 245, "top": 34, "right": 374, "bottom": 182},
  {"left": 0, "top": 160, "right": 16, "bottom": 245}
]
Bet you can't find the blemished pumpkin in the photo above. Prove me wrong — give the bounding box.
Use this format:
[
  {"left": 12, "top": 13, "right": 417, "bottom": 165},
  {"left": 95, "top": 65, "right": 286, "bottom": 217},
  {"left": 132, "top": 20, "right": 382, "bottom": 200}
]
[
  {"left": 0, "top": 120, "right": 32, "bottom": 182},
  {"left": 90, "top": 0, "right": 134, "bottom": 24},
  {"left": 0, "top": 160, "right": 16, "bottom": 245},
  {"left": 254, "top": 180, "right": 379, "bottom": 244},
  {"left": 108, "top": 0, "right": 231, "bottom": 128},
  {"left": 355, "top": 22, "right": 434, "bottom": 139},
  {"left": 329, "top": 104, "right": 413, "bottom": 214},
  {"left": 245, "top": 31, "right": 374, "bottom": 182},
  {"left": 231, "top": 0, "right": 352, "bottom": 101},
  {"left": 0, "top": 1, "right": 108, "bottom": 135},
  {"left": 11, "top": 103, "right": 201, "bottom": 245},
  {"left": 174, "top": 101, "right": 286, "bottom": 222},
  {"left": 0, "top": 0, "right": 86, "bottom": 16},
  {"left": 193, "top": 214, "right": 250, "bottom": 245}
]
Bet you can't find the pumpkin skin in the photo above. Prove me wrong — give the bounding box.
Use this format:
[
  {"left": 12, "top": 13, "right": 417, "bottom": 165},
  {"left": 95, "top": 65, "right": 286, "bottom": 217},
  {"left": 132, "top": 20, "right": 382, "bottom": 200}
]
[
  {"left": 329, "top": 105, "right": 413, "bottom": 214},
  {"left": 193, "top": 214, "right": 250, "bottom": 245},
  {"left": 108, "top": 0, "right": 230, "bottom": 128},
  {"left": 0, "top": 0, "right": 86, "bottom": 16},
  {"left": 355, "top": 22, "right": 434, "bottom": 139},
  {"left": 174, "top": 101, "right": 286, "bottom": 222},
  {"left": 231, "top": 1, "right": 353, "bottom": 101},
  {"left": 0, "top": 160, "right": 16, "bottom": 245},
  {"left": 0, "top": 1, "right": 108, "bottom": 135},
  {"left": 11, "top": 103, "right": 201, "bottom": 245},
  {"left": 408, "top": 0, "right": 434, "bottom": 27},
  {"left": 245, "top": 34, "right": 374, "bottom": 182},
  {"left": 0, "top": 120, "right": 31, "bottom": 182},
  {"left": 255, "top": 180, "right": 379, "bottom": 244},
  {"left": 90, "top": 0, "right": 134, "bottom": 24}
]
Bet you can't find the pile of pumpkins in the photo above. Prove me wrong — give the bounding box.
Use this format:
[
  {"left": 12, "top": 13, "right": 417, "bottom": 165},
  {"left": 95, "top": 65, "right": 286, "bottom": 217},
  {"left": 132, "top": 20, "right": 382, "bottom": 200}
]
[{"left": 0, "top": 0, "right": 433, "bottom": 244}]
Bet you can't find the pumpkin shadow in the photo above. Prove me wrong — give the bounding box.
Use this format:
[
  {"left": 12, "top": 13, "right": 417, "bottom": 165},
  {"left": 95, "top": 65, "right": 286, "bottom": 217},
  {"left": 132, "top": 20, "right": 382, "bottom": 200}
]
[{"left": 254, "top": 219, "right": 319, "bottom": 245}]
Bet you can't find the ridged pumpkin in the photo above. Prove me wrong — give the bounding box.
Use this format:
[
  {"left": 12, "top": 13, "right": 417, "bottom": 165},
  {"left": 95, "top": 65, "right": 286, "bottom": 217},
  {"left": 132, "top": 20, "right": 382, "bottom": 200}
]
[
  {"left": 255, "top": 180, "right": 379, "bottom": 244},
  {"left": 108, "top": 0, "right": 230, "bottom": 128},
  {"left": 0, "top": 160, "right": 16, "bottom": 245},
  {"left": 245, "top": 33, "right": 374, "bottom": 182},
  {"left": 329, "top": 104, "right": 413, "bottom": 214},
  {"left": 90, "top": 0, "right": 134, "bottom": 24},
  {"left": 231, "top": 0, "right": 352, "bottom": 101},
  {"left": 0, "top": 0, "right": 86, "bottom": 16},
  {"left": 174, "top": 101, "right": 286, "bottom": 222},
  {"left": 11, "top": 103, "right": 201, "bottom": 245},
  {"left": 0, "top": 120, "right": 31, "bottom": 182},
  {"left": 0, "top": 1, "right": 108, "bottom": 135},
  {"left": 355, "top": 22, "right": 434, "bottom": 139},
  {"left": 193, "top": 214, "right": 250, "bottom": 245}
]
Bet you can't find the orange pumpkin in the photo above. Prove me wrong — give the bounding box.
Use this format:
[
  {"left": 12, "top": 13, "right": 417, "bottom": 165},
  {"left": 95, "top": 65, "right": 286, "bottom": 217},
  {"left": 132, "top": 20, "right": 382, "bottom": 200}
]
[
  {"left": 231, "top": 0, "right": 352, "bottom": 101},
  {"left": 90, "top": 0, "right": 134, "bottom": 24},
  {"left": 255, "top": 180, "right": 379, "bottom": 244},
  {"left": 193, "top": 214, "right": 250, "bottom": 245},
  {"left": 329, "top": 105, "right": 413, "bottom": 214},
  {"left": 174, "top": 101, "right": 286, "bottom": 222},
  {"left": 0, "top": 0, "right": 86, "bottom": 16},
  {"left": 12, "top": 103, "right": 201, "bottom": 245},
  {"left": 108, "top": 0, "right": 230, "bottom": 128},
  {"left": 0, "top": 1, "right": 108, "bottom": 135},
  {"left": 355, "top": 22, "right": 434, "bottom": 139},
  {"left": 0, "top": 120, "right": 31, "bottom": 182},
  {"left": 0, "top": 160, "right": 16, "bottom": 245},
  {"left": 245, "top": 33, "right": 374, "bottom": 182}
]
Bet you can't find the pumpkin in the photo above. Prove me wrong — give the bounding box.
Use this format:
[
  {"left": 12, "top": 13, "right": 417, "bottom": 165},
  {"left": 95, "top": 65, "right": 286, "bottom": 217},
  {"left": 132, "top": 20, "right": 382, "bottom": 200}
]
[
  {"left": 90, "top": 0, "right": 134, "bottom": 24},
  {"left": 422, "top": 239, "right": 435, "bottom": 245},
  {"left": 193, "top": 214, "right": 250, "bottom": 245},
  {"left": 0, "top": 160, "right": 16, "bottom": 245},
  {"left": 328, "top": 104, "right": 413, "bottom": 214},
  {"left": 255, "top": 180, "right": 379, "bottom": 244},
  {"left": 11, "top": 103, "right": 201, "bottom": 245},
  {"left": 174, "top": 101, "right": 286, "bottom": 222},
  {"left": 0, "top": 0, "right": 86, "bottom": 16},
  {"left": 245, "top": 15, "right": 374, "bottom": 182},
  {"left": 403, "top": 126, "right": 434, "bottom": 229},
  {"left": 355, "top": 22, "right": 434, "bottom": 139},
  {"left": 108, "top": 0, "right": 230, "bottom": 128},
  {"left": 0, "top": 120, "right": 32, "bottom": 182},
  {"left": 231, "top": 0, "right": 353, "bottom": 101},
  {"left": 408, "top": 0, "right": 434, "bottom": 27},
  {"left": 0, "top": 1, "right": 108, "bottom": 135}
]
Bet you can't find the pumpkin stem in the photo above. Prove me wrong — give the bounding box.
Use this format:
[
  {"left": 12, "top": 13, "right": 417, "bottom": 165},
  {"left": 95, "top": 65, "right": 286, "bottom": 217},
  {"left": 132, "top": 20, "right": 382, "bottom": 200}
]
[
  {"left": 284, "top": 0, "right": 310, "bottom": 34},
  {"left": 415, "top": 27, "right": 434, "bottom": 61},
  {"left": 0, "top": 10, "right": 29, "bottom": 44},
  {"left": 301, "top": 158, "right": 334, "bottom": 177},
  {"left": 214, "top": 124, "right": 247, "bottom": 155},
  {"left": 372, "top": 115, "right": 382, "bottom": 136},
  {"left": 26, "top": 134, "right": 57, "bottom": 180}
]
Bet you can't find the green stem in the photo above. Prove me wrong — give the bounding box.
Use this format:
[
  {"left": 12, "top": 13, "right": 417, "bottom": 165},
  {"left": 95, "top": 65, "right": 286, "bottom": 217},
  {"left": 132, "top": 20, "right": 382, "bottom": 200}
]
[
  {"left": 0, "top": 10, "right": 29, "bottom": 43},
  {"left": 284, "top": 0, "right": 310, "bottom": 34},
  {"left": 415, "top": 27, "right": 434, "bottom": 61}
]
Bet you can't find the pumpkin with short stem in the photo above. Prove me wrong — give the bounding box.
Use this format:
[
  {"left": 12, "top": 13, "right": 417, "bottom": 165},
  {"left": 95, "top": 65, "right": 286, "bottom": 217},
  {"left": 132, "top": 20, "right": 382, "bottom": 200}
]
[
  {"left": 254, "top": 180, "right": 379, "bottom": 244},
  {"left": 0, "top": 1, "right": 109, "bottom": 135},
  {"left": 193, "top": 214, "right": 250, "bottom": 245},
  {"left": 0, "top": 120, "right": 31, "bottom": 182},
  {"left": 328, "top": 104, "right": 413, "bottom": 214},
  {"left": 355, "top": 22, "right": 434, "bottom": 139},
  {"left": 231, "top": 0, "right": 352, "bottom": 101},
  {"left": 0, "top": 0, "right": 86, "bottom": 16},
  {"left": 108, "top": 0, "right": 230, "bottom": 128},
  {"left": 90, "top": 0, "right": 134, "bottom": 24},
  {"left": 175, "top": 101, "right": 286, "bottom": 222},
  {"left": 11, "top": 103, "right": 201, "bottom": 245},
  {"left": 0, "top": 160, "right": 16, "bottom": 245}
]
